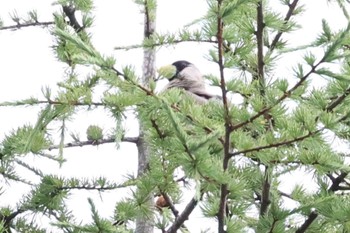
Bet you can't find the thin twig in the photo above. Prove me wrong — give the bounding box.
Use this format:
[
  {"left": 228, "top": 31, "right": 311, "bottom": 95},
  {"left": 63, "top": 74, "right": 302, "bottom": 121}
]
[
  {"left": 279, "top": 190, "right": 293, "bottom": 200},
  {"left": 111, "top": 66, "right": 154, "bottom": 96},
  {"left": 114, "top": 39, "right": 216, "bottom": 50},
  {"left": 14, "top": 158, "right": 44, "bottom": 178},
  {"left": 326, "top": 86, "right": 350, "bottom": 112},
  {"left": 39, "top": 100, "right": 104, "bottom": 106},
  {"left": 0, "top": 169, "right": 34, "bottom": 185},
  {"left": 151, "top": 119, "right": 167, "bottom": 139},
  {"left": 229, "top": 130, "right": 317, "bottom": 157},
  {"left": 1, "top": 100, "right": 105, "bottom": 107},
  {"left": 0, "top": 21, "right": 54, "bottom": 31},
  {"left": 49, "top": 210, "right": 74, "bottom": 233},
  {"left": 59, "top": 185, "right": 120, "bottom": 191},
  {"left": 269, "top": 0, "right": 299, "bottom": 51},
  {"left": 48, "top": 136, "right": 138, "bottom": 150},
  {"left": 268, "top": 218, "right": 278, "bottom": 233}
]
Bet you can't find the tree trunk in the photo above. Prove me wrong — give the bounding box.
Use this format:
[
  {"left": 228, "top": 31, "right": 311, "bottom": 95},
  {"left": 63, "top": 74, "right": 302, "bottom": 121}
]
[{"left": 135, "top": 1, "right": 156, "bottom": 233}]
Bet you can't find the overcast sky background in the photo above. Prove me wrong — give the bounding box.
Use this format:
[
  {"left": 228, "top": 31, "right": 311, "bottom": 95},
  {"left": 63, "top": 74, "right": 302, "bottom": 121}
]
[{"left": 0, "top": 1, "right": 350, "bottom": 232}]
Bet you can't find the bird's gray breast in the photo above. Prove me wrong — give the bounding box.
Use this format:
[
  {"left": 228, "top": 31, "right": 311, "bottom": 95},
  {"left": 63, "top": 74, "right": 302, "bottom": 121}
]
[{"left": 162, "top": 64, "right": 219, "bottom": 104}]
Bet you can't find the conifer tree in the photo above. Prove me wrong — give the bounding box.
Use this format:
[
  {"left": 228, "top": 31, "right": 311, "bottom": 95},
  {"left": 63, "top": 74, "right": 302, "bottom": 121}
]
[{"left": 1, "top": 0, "right": 350, "bottom": 232}]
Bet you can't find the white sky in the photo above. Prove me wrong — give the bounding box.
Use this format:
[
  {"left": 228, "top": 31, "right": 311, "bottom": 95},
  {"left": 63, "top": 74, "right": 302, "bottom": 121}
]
[{"left": 0, "top": 0, "right": 349, "bottom": 232}]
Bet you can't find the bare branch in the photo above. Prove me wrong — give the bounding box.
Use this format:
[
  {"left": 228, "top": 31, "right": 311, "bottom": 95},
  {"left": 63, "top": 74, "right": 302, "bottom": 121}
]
[
  {"left": 0, "top": 21, "right": 54, "bottom": 31},
  {"left": 59, "top": 184, "right": 122, "bottom": 191},
  {"left": 327, "top": 173, "right": 335, "bottom": 182},
  {"left": 329, "top": 172, "right": 348, "bottom": 192},
  {"left": 260, "top": 167, "right": 271, "bottom": 216},
  {"left": 62, "top": 5, "right": 83, "bottom": 32},
  {"left": 161, "top": 192, "right": 179, "bottom": 217},
  {"left": 269, "top": 0, "right": 299, "bottom": 51},
  {"left": 295, "top": 210, "right": 318, "bottom": 233},
  {"left": 48, "top": 136, "right": 138, "bottom": 150},
  {"left": 279, "top": 190, "right": 293, "bottom": 200},
  {"left": 165, "top": 196, "right": 199, "bottom": 233},
  {"left": 256, "top": 1, "right": 265, "bottom": 84},
  {"left": 268, "top": 218, "right": 278, "bottom": 233},
  {"left": 334, "top": 186, "right": 350, "bottom": 190},
  {"left": 326, "top": 86, "right": 350, "bottom": 112},
  {"left": 0, "top": 99, "right": 105, "bottom": 107},
  {"left": 114, "top": 38, "right": 216, "bottom": 50}
]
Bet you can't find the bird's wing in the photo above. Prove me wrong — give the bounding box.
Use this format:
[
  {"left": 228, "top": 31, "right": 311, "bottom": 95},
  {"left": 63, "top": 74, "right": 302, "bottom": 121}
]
[
  {"left": 185, "top": 88, "right": 222, "bottom": 104},
  {"left": 189, "top": 89, "right": 216, "bottom": 100},
  {"left": 185, "top": 84, "right": 221, "bottom": 99}
]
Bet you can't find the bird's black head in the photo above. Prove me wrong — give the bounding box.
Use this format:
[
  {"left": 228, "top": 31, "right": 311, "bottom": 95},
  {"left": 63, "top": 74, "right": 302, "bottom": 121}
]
[{"left": 170, "top": 60, "right": 192, "bottom": 81}]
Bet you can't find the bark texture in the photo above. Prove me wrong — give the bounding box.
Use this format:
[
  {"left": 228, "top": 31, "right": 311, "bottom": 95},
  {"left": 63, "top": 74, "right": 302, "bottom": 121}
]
[{"left": 135, "top": 1, "right": 156, "bottom": 232}]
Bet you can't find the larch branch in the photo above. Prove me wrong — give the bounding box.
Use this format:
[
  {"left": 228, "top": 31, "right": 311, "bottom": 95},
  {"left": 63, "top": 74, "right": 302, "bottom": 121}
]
[
  {"left": 296, "top": 172, "right": 348, "bottom": 232},
  {"left": 295, "top": 210, "right": 318, "bottom": 233},
  {"left": 48, "top": 136, "right": 138, "bottom": 150},
  {"left": 229, "top": 130, "right": 317, "bottom": 157},
  {"left": 256, "top": 1, "right": 265, "bottom": 84},
  {"left": 329, "top": 172, "right": 348, "bottom": 192},
  {"left": 269, "top": 0, "right": 299, "bottom": 51},
  {"left": 165, "top": 197, "right": 198, "bottom": 233},
  {"left": 260, "top": 167, "right": 271, "bottom": 216},
  {"left": 230, "top": 59, "right": 323, "bottom": 132},
  {"left": 0, "top": 21, "right": 54, "bottom": 31},
  {"left": 62, "top": 5, "right": 83, "bottom": 32},
  {"left": 216, "top": 0, "right": 231, "bottom": 232},
  {"left": 114, "top": 39, "right": 216, "bottom": 50},
  {"left": 326, "top": 86, "right": 350, "bottom": 112}
]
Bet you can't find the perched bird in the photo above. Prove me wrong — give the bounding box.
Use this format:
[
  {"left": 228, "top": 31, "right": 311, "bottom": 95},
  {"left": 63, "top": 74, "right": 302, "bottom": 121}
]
[{"left": 159, "top": 60, "right": 220, "bottom": 104}]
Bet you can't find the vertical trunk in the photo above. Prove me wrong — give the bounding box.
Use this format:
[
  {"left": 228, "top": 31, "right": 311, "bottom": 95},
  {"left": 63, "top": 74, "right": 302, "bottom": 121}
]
[{"left": 135, "top": 1, "right": 156, "bottom": 233}]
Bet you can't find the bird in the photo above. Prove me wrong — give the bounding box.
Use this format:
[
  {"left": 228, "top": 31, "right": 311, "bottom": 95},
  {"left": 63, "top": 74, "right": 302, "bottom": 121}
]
[{"left": 159, "top": 60, "right": 220, "bottom": 104}]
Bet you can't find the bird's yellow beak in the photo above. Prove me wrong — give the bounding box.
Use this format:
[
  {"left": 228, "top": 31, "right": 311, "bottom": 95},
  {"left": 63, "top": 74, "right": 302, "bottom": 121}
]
[{"left": 157, "top": 65, "right": 176, "bottom": 80}]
